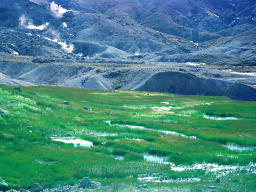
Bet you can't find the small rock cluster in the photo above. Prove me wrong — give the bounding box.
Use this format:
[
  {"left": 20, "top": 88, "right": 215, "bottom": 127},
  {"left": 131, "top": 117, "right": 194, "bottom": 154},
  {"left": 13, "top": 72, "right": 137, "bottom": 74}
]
[
  {"left": 2, "top": 177, "right": 101, "bottom": 192},
  {"left": 79, "top": 177, "right": 101, "bottom": 189}
]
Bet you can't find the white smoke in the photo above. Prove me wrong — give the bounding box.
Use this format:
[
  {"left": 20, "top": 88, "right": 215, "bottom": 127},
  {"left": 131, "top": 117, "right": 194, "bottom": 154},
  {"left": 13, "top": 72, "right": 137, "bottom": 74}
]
[
  {"left": 58, "top": 41, "right": 74, "bottom": 53},
  {"left": 19, "top": 15, "right": 49, "bottom": 30},
  {"left": 44, "top": 37, "right": 74, "bottom": 53},
  {"left": 62, "top": 22, "right": 68, "bottom": 28},
  {"left": 50, "top": 1, "right": 69, "bottom": 18},
  {"left": 19, "top": 15, "right": 26, "bottom": 26},
  {"left": 26, "top": 22, "right": 49, "bottom": 30}
]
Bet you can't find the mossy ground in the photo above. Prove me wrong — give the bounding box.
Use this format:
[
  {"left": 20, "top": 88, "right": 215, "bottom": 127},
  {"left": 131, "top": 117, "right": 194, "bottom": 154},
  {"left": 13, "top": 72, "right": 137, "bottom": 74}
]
[{"left": 0, "top": 85, "right": 255, "bottom": 191}]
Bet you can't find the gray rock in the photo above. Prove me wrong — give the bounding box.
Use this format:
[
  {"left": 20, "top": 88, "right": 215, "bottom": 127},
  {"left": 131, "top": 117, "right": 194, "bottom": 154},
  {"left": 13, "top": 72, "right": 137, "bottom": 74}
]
[
  {"left": 63, "top": 101, "right": 70, "bottom": 105},
  {"left": 83, "top": 107, "right": 92, "bottom": 112},
  {"left": 0, "top": 178, "right": 8, "bottom": 191},
  {"left": 0, "top": 108, "right": 5, "bottom": 114},
  {"left": 139, "top": 184, "right": 148, "bottom": 189},
  {"left": 31, "top": 183, "right": 43, "bottom": 192},
  {"left": 79, "top": 177, "right": 101, "bottom": 189}
]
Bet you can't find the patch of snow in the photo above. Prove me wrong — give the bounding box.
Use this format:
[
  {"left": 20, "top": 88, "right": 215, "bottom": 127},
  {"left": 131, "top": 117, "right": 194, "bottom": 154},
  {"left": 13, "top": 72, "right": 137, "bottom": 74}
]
[
  {"left": 51, "top": 137, "right": 93, "bottom": 148},
  {"left": 203, "top": 114, "right": 241, "bottom": 121}
]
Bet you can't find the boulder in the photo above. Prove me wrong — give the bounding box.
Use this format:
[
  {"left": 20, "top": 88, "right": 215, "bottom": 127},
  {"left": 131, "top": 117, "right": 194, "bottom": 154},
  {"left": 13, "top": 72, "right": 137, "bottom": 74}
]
[
  {"left": 79, "top": 177, "right": 101, "bottom": 189},
  {"left": 30, "top": 183, "right": 43, "bottom": 192}
]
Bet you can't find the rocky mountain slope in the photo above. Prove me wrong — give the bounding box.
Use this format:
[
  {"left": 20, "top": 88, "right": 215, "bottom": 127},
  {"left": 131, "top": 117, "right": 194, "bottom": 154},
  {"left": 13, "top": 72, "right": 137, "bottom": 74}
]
[
  {"left": 0, "top": 0, "right": 256, "bottom": 65},
  {"left": 0, "top": 0, "right": 256, "bottom": 100},
  {"left": 1, "top": 55, "right": 256, "bottom": 100}
]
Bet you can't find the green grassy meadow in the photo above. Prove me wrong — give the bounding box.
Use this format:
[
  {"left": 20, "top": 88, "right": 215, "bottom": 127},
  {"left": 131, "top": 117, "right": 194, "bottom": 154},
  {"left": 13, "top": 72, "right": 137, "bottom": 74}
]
[{"left": 0, "top": 85, "right": 255, "bottom": 191}]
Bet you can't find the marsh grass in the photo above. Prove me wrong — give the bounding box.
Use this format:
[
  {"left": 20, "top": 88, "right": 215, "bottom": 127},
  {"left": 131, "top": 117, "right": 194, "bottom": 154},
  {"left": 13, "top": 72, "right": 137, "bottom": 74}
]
[{"left": 0, "top": 85, "right": 255, "bottom": 190}]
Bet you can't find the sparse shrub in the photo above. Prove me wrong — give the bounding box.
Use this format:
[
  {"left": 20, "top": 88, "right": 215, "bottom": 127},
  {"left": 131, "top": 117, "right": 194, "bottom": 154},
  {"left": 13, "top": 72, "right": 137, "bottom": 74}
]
[
  {"left": 124, "top": 152, "right": 143, "bottom": 161},
  {"left": 112, "top": 148, "right": 127, "bottom": 156},
  {"left": 113, "top": 82, "right": 122, "bottom": 90},
  {"left": 148, "top": 148, "right": 170, "bottom": 156},
  {"left": 95, "top": 68, "right": 102, "bottom": 73}
]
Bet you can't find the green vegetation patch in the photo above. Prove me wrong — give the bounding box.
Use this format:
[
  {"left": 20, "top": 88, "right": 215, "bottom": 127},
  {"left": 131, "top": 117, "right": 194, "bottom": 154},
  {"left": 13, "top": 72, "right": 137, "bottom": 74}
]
[{"left": 0, "top": 85, "right": 255, "bottom": 191}]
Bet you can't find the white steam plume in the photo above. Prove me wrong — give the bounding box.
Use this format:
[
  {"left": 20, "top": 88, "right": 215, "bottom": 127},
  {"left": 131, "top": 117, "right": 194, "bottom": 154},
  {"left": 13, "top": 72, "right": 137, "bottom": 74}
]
[
  {"left": 19, "top": 15, "right": 49, "bottom": 30},
  {"left": 50, "top": 1, "right": 69, "bottom": 18}
]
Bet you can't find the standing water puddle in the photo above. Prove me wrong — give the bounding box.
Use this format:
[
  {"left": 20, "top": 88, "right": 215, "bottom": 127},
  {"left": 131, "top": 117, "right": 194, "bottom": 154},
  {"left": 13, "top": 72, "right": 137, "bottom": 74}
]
[
  {"left": 226, "top": 143, "right": 255, "bottom": 152},
  {"left": 51, "top": 137, "right": 93, "bottom": 148},
  {"left": 143, "top": 154, "right": 168, "bottom": 164},
  {"left": 105, "top": 121, "right": 197, "bottom": 140},
  {"left": 160, "top": 102, "right": 171, "bottom": 105},
  {"left": 86, "top": 132, "right": 118, "bottom": 137},
  {"left": 152, "top": 106, "right": 172, "bottom": 112},
  {"left": 170, "top": 162, "right": 256, "bottom": 177},
  {"left": 111, "top": 155, "right": 124, "bottom": 161},
  {"left": 203, "top": 114, "right": 241, "bottom": 121}
]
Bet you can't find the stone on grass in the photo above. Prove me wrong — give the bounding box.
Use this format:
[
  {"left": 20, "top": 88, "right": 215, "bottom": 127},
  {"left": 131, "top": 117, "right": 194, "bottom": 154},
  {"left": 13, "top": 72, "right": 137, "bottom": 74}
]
[
  {"left": 63, "top": 101, "right": 70, "bottom": 105},
  {"left": 31, "top": 183, "right": 43, "bottom": 192},
  {"left": 80, "top": 177, "right": 101, "bottom": 189},
  {"left": 139, "top": 184, "right": 148, "bottom": 188},
  {"left": 0, "top": 178, "right": 8, "bottom": 191},
  {"left": 0, "top": 108, "right": 5, "bottom": 114}
]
